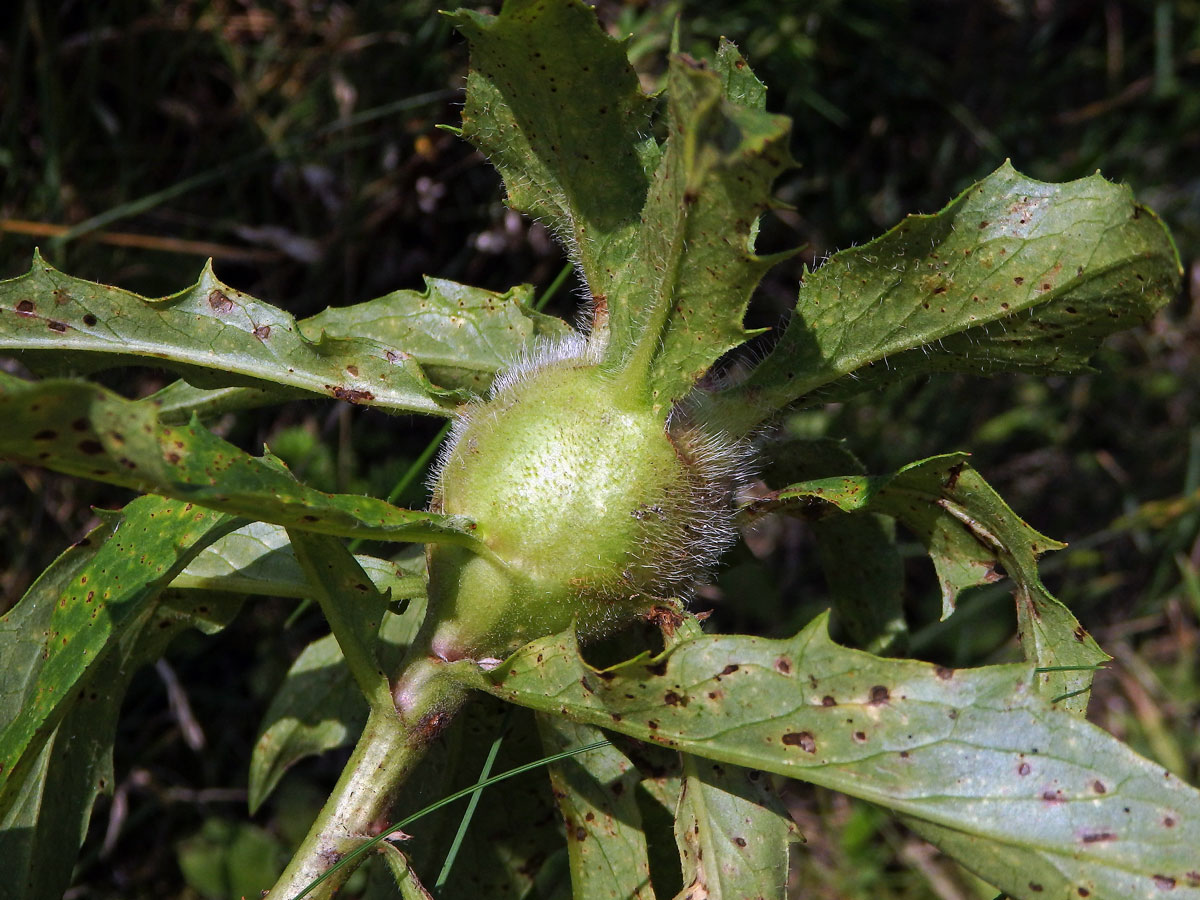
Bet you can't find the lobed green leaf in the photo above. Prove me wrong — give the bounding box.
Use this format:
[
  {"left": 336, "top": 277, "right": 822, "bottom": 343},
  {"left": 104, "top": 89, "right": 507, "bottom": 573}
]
[
  {"left": 448, "top": 0, "right": 654, "bottom": 314},
  {"left": 702, "top": 163, "right": 1182, "bottom": 433},
  {"left": 0, "top": 254, "right": 463, "bottom": 416},
  {"left": 455, "top": 616, "right": 1200, "bottom": 900},
  {"left": 748, "top": 453, "right": 1106, "bottom": 712},
  {"left": 608, "top": 51, "right": 793, "bottom": 409},
  {"left": 299, "top": 277, "right": 571, "bottom": 395},
  {"left": 0, "top": 373, "right": 478, "bottom": 547}
]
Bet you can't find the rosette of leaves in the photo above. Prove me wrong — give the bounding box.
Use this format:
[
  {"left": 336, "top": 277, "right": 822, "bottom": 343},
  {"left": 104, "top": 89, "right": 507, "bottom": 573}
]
[{"left": 0, "top": 1, "right": 1189, "bottom": 899}]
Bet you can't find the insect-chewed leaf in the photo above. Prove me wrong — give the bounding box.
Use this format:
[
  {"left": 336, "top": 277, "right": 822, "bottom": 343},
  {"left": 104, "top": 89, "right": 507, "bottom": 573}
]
[
  {"left": 0, "top": 373, "right": 478, "bottom": 547},
  {"left": 456, "top": 615, "right": 1200, "bottom": 900},
  {"left": 0, "top": 253, "right": 466, "bottom": 416},
  {"left": 701, "top": 162, "right": 1182, "bottom": 434},
  {"left": 748, "top": 453, "right": 1106, "bottom": 713}
]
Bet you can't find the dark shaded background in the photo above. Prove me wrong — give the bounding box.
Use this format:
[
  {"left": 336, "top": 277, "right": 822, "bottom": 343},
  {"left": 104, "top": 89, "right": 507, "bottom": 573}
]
[{"left": 1, "top": 1, "right": 1197, "bottom": 896}]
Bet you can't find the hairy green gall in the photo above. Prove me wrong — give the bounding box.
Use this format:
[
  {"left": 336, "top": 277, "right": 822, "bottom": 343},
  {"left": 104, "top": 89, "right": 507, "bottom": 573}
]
[{"left": 425, "top": 334, "right": 750, "bottom": 660}]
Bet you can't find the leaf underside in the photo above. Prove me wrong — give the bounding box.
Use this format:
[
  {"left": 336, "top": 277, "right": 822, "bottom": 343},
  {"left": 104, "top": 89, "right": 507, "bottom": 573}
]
[
  {"left": 0, "top": 373, "right": 476, "bottom": 547},
  {"left": 457, "top": 616, "right": 1200, "bottom": 900},
  {"left": 748, "top": 453, "right": 1108, "bottom": 713}
]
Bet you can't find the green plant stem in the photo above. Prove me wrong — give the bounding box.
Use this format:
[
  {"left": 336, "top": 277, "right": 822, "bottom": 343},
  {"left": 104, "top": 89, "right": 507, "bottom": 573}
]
[{"left": 265, "top": 658, "right": 469, "bottom": 900}]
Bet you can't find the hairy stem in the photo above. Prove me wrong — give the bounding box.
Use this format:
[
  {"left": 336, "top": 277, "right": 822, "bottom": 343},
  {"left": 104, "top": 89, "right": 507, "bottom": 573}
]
[{"left": 265, "top": 657, "right": 468, "bottom": 900}]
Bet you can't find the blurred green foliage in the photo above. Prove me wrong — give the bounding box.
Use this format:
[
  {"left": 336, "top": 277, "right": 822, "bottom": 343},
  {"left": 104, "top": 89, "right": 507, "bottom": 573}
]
[{"left": 1, "top": 1, "right": 1197, "bottom": 896}]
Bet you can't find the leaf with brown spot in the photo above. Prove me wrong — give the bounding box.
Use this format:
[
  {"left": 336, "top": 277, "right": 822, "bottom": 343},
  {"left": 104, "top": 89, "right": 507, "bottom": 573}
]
[
  {"left": 451, "top": 613, "right": 1200, "bottom": 899},
  {"left": 701, "top": 162, "right": 1181, "bottom": 434},
  {"left": 747, "top": 453, "right": 1107, "bottom": 713},
  {"left": 0, "top": 253, "right": 490, "bottom": 417},
  {"left": 537, "top": 716, "right": 656, "bottom": 899},
  {"left": 0, "top": 494, "right": 243, "bottom": 864},
  {"left": 0, "top": 373, "right": 479, "bottom": 547}
]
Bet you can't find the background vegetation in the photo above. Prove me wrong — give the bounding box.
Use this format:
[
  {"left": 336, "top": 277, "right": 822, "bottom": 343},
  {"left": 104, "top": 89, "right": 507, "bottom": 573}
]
[{"left": 1, "top": 1, "right": 1197, "bottom": 896}]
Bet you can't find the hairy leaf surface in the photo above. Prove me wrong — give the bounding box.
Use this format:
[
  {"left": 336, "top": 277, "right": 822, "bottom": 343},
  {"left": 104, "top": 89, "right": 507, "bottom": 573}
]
[
  {"left": 610, "top": 52, "right": 792, "bottom": 408},
  {"left": 703, "top": 163, "right": 1181, "bottom": 433},
  {"left": 455, "top": 616, "right": 1200, "bottom": 899},
  {"left": 448, "top": 0, "right": 653, "bottom": 313}
]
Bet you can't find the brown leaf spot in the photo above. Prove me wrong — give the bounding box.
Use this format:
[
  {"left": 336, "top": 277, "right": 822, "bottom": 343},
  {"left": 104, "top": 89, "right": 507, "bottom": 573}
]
[
  {"left": 853, "top": 731, "right": 867, "bottom": 743},
  {"left": 663, "top": 691, "right": 687, "bottom": 707},
  {"left": 774, "top": 656, "right": 792, "bottom": 675},
  {"left": 47, "top": 320, "right": 67, "bottom": 332},
  {"left": 1163, "top": 816, "right": 1176, "bottom": 827},
  {"left": 1080, "top": 831, "right": 1117, "bottom": 843},
  {"left": 328, "top": 385, "right": 375, "bottom": 404},
  {"left": 1013, "top": 276, "right": 1025, "bottom": 286},
  {"left": 935, "top": 666, "right": 955, "bottom": 680},
  {"left": 1043, "top": 789, "right": 1065, "bottom": 803},
  {"left": 1153, "top": 875, "right": 1176, "bottom": 890},
  {"left": 83, "top": 313, "right": 98, "bottom": 326},
  {"left": 646, "top": 720, "right": 659, "bottom": 730},
  {"left": 1018, "top": 762, "right": 1031, "bottom": 776},
  {"left": 33, "top": 429, "right": 56, "bottom": 440},
  {"left": 821, "top": 695, "right": 837, "bottom": 707},
  {"left": 782, "top": 731, "right": 816, "bottom": 753},
  {"left": 1092, "top": 780, "right": 1107, "bottom": 794},
  {"left": 78, "top": 440, "right": 104, "bottom": 455},
  {"left": 71, "top": 418, "right": 89, "bottom": 432},
  {"left": 346, "top": 365, "right": 359, "bottom": 376},
  {"left": 868, "top": 685, "right": 890, "bottom": 705},
  {"left": 16, "top": 299, "right": 35, "bottom": 316},
  {"left": 1029, "top": 884, "right": 1044, "bottom": 893},
  {"left": 733, "top": 836, "right": 747, "bottom": 847},
  {"left": 208, "top": 290, "right": 234, "bottom": 313},
  {"left": 253, "top": 324, "right": 271, "bottom": 341}
]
